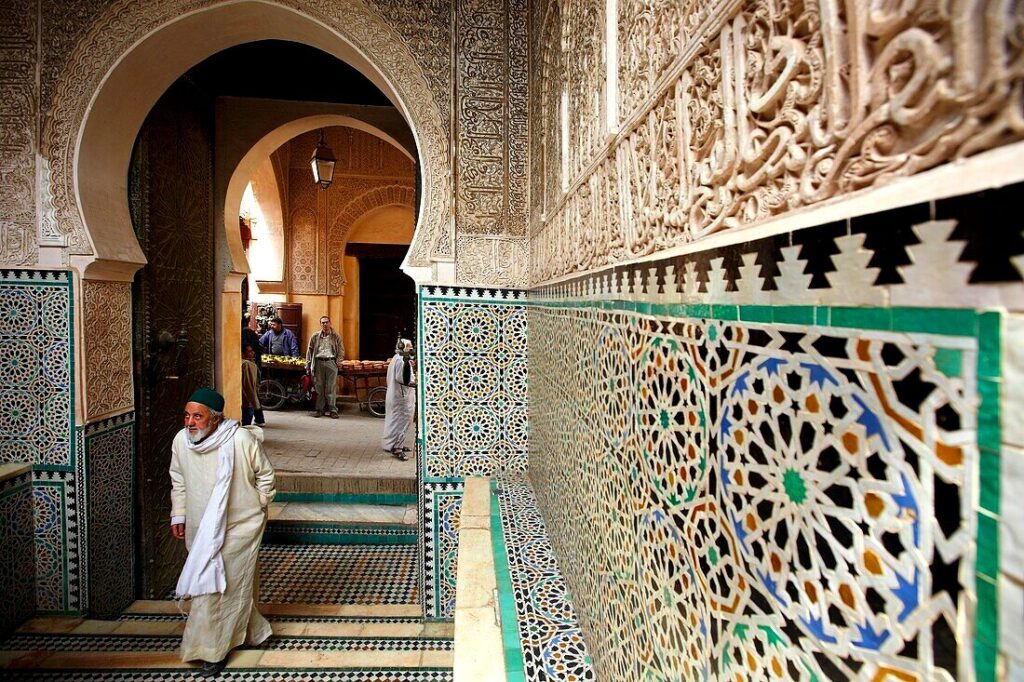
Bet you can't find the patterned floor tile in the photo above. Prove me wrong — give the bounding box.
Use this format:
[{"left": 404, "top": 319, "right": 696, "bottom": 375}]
[
  {"left": 497, "top": 481, "right": 595, "bottom": 682},
  {"left": 0, "top": 633, "right": 452, "bottom": 653},
  {"left": 1, "top": 671, "right": 453, "bottom": 681},
  {"left": 258, "top": 545, "right": 418, "bottom": 604},
  {"left": 161, "top": 545, "right": 419, "bottom": 605}
]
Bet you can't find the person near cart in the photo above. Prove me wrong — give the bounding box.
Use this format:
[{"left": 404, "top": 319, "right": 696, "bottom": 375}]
[
  {"left": 382, "top": 338, "right": 416, "bottom": 460},
  {"left": 241, "top": 344, "right": 261, "bottom": 426},
  {"left": 259, "top": 317, "right": 300, "bottom": 357},
  {"left": 241, "top": 321, "right": 266, "bottom": 426},
  {"left": 305, "top": 315, "right": 344, "bottom": 418}
]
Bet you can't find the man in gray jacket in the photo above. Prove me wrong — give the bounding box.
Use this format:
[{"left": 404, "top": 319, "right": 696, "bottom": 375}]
[{"left": 305, "top": 315, "right": 345, "bottom": 418}]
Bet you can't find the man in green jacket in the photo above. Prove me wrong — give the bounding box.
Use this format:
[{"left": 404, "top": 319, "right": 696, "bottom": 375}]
[{"left": 305, "top": 315, "right": 345, "bottom": 418}]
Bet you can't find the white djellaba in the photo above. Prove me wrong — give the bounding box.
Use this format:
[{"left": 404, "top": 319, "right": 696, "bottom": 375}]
[
  {"left": 170, "top": 420, "right": 276, "bottom": 663},
  {"left": 382, "top": 339, "right": 416, "bottom": 456}
]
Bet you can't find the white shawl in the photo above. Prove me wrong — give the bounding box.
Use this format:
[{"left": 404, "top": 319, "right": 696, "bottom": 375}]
[{"left": 175, "top": 419, "right": 239, "bottom": 600}]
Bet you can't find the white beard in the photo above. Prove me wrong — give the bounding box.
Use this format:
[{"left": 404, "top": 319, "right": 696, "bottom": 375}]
[{"left": 186, "top": 426, "right": 211, "bottom": 444}]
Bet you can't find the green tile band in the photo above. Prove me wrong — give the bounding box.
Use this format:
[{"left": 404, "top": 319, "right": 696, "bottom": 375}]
[{"left": 491, "top": 481, "right": 526, "bottom": 681}]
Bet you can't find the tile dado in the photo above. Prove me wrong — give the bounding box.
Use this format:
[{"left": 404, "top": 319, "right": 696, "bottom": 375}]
[
  {"left": 0, "top": 270, "right": 83, "bottom": 616},
  {"left": 418, "top": 287, "right": 529, "bottom": 621},
  {"left": 0, "top": 466, "right": 35, "bottom": 637},
  {"left": 529, "top": 301, "right": 1001, "bottom": 679}
]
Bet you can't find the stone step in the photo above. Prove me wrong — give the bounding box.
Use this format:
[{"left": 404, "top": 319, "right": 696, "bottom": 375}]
[
  {"left": 275, "top": 473, "right": 416, "bottom": 496},
  {"left": 123, "top": 600, "right": 424, "bottom": 619},
  {"left": 264, "top": 500, "right": 418, "bottom": 546},
  {"left": 0, "top": 647, "right": 453, "bottom": 672},
  {"left": 269, "top": 500, "right": 418, "bottom": 526},
  {"left": 16, "top": 616, "right": 453, "bottom": 640},
  {"left": 0, "top": 632, "right": 453, "bottom": 653},
  {"left": 0, "top": 668, "right": 452, "bottom": 681}
]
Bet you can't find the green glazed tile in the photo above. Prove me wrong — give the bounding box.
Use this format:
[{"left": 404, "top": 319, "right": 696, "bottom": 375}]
[
  {"left": 975, "top": 575, "right": 999, "bottom": 648},
  {"left": 687, "top": 303, "right": 711, "bottom": 319},
  {"left": 506, "top": 669, "right": 526, "bottom": 682},
  {"left": 933, "top": 348, "right": 963, "bottom": 378},
  {"left": 773, "top": 306, "right": 815, "bottom": 325},
  {"left": 973, "top": 638, "right": 997, "bottom": 682},
  {"left": 712, "top": 304, "right": 738, "bottom": 320},
  {"left": 976, "top": 514, "right": 999, "bottom": 579},
  {"left": 739, "top": 305, "right": 773, "bottom": 323},
  {"left": 977, "top": 379, "right": 1002, "bottom": 451},
  {"left": 978, "top": 312, "right": 1002, "bottom": 378},
  {"left": 978, "top": 448, "right": 1001, "bottom": 514},
  {"left": 892, "top": 307, "right": 977, "bottom": 336},
  {"left": 666, "top": 303, "right": 687, "bottom": 319},
  {"left": 831, "top": 307, "right": 892, "bottom": 330}
]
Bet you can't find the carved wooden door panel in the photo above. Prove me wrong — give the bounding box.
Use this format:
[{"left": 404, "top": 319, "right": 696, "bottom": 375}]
[{"left": 129, "top": 80, "right": 216, "bottom": 599}]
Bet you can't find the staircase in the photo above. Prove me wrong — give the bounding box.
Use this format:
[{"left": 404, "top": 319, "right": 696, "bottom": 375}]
[{"left": 0, "top": 501, "right": 450, "bottom": 681}]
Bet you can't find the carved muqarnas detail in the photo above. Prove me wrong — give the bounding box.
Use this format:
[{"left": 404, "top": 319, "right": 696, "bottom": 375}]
[{"left": 531, "top": 0, "right": 1024, "bottom": 282}]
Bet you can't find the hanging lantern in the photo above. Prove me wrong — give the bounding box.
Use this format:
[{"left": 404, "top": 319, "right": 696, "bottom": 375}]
[{"left": 310, "top": 129, "right": 336, "bottom": 190}]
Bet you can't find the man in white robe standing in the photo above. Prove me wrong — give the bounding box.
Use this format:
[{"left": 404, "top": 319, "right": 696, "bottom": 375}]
[
  {"left": 382, "top": 338, "right": 416, "bottom": 460},
  {"left": 169, "top": 387, "right": 276, "bottom": 677}
]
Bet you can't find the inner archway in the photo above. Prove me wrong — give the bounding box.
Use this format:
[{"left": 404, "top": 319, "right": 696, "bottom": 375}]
[{"left": 116, "top": 32, "right": 427, "bottom": 600}]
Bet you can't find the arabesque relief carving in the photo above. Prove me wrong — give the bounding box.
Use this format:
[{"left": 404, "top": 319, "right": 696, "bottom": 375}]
[
  {"left": 531, "top": 0, "right": 1024, "bottom": 283},
  {"left": 455, "top": 0, "right": 529, "bottom": 238},
  {"left": 39, "top": 0, "right": 452, "bottom": 267},
  {"left": 0, "top": 0, "right": 38, "bottom": 266},
  {"left": 83, "top": 280, "right": 135, "bottom": 420},
  {"left": 456, "top": 235, "right": 529, "bottom": 288}
]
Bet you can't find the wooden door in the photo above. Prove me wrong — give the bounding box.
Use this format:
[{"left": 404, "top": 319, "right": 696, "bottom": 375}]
[{"left": 129, "top": 80, "right": 215, "bottom": 599}]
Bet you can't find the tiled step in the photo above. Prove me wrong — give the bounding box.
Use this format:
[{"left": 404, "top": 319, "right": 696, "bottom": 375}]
[
  {"left": 18, "top": 611, "right": 453, "bottom": 639},
  {"left": 0, "top": 669, "right": 452, "bottom": 681},
  {"left": 269, "top": 501, "right": 418, "bottom": 525},
  {"left": 276, "top": 473, "right": 416, "bottom": 495},
  {"left": 122, "top": 600, "right": 425, "bottom": 619},
  {"left": 2, "top": 615, "right": 454, "bottom": 677},
  {"left": 265, "top": 501, "right": 418, "bottom": 545}
]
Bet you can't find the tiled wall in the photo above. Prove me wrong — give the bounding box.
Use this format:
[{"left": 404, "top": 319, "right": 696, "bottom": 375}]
[
  {"left": 419, "top": 286, "right": 529, "bottom": 618},
  {"left": 528, "top": 188, "right": 1022, "bottom": 680},
  {"left": 0, "top": 467, "right": 35, "bottom": 636},
  {"left": 0, "top": 270, "right": 83, "bottom": 614},
  {"left": 84, "top": 414, "right": 135, "bottom": 618}
]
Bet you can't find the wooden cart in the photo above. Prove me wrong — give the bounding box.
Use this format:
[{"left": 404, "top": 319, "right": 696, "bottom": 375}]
[{"left": 339, "top": 359, "right": 391, "bottom": 416}]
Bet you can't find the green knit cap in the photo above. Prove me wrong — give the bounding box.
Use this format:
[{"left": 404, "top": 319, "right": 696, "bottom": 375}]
[{"left": 187, "top": 387, "right": 225, "bottom": 412}]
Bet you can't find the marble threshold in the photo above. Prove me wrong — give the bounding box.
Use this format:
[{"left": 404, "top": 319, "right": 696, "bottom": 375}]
[
  {"left": 452, "top": 477, "right": 506, "bottom": 682},
  {"left": 268, "top": 501, "right": 417, "bottom": 526}
]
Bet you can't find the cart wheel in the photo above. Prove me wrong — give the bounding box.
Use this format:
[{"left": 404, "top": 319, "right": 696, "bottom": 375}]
[
  {"left": 258, "top": 379, "right": 287, "bottom": 410},
  {"left": 367, "top": 386, "right": 387, "bottom": 418}
]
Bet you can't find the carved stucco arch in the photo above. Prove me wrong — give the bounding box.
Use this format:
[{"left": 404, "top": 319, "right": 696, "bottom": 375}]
[
  {"left": 324, "top": 185, "right": 417, "bottom": 294},
  {"left": 42, "top": 0, "right": 452, "bottom": 283}
]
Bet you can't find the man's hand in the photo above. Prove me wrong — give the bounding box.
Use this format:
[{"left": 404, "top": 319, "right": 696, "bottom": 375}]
[{"left": 171, "top": 522, "right": 185, "bottom": 540}]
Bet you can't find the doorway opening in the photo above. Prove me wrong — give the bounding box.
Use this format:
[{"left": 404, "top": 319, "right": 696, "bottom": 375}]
[{"left": 128, "top": 38, "right": 421, "bottom": 603}]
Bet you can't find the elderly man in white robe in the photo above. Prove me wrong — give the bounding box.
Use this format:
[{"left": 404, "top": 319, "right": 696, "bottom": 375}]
[
  {"left": 169, "top": 387, "right": 276, "bottom": 677},
  {"left": 382, "top": 338, "right": 416, "bottom": 460}
]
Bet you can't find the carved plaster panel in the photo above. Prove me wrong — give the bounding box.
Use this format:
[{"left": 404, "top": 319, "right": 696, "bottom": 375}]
[
  {"left": 0, "top": 0, "right": 39, "bottom": 265},
  {"left": 365, "top": 0, "right": 453, "bottom": 133},
  {"left": 40, "top": 0, "right": 452, "bottom": 267},
  {"left": 532, "top": 0, "right": 1024, "bottom": 283},
  {"left": 456, "top": 235, "right": 528, "bottom": 288},
  {"left": 455, "top": 0, "right": 529, "bottom": 238},
  {"left": 83, "top": 280, "right": 134, "bottom": 420},
  {"left": 564, "top": 0, "right": 605, "bottom": 182}
]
